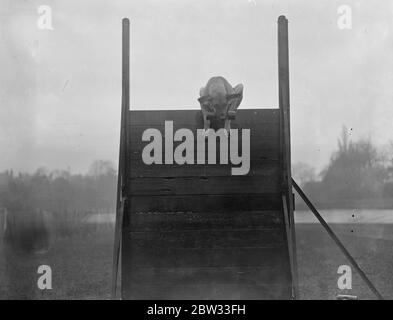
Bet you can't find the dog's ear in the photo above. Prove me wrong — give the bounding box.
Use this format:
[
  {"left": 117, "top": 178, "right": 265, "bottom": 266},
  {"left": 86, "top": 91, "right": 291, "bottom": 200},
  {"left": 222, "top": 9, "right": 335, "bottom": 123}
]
[
  {"left": 198, "top": 95, "right": 212, "bottom": 104},
  {"left": 226, "top": 93, "right": 242, "bottom": 101}
]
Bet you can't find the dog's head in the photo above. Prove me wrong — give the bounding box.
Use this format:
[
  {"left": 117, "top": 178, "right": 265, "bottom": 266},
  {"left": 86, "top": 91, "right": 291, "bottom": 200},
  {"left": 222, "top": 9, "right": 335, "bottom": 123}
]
[{"left": 198, "top": 93, "right": 241, "bottom": 119}]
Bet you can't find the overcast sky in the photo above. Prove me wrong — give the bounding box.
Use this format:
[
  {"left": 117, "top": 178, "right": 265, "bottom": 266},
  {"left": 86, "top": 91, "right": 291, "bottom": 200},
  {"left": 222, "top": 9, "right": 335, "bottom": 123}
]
[{"left": 1, "top": 0, "right": 392, "bottom": 174}]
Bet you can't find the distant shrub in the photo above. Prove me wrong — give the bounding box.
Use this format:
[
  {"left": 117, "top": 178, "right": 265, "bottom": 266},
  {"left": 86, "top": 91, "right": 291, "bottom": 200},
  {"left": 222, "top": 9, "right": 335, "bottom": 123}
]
[{"left": 3, "top": 209, "right": 49, "bottom": 253}]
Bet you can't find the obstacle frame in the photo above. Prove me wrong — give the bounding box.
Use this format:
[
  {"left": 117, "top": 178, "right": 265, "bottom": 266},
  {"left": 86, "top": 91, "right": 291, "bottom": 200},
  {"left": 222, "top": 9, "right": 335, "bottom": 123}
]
[{"left": 112, "top": 15, "right": 383, "bottom": 300}]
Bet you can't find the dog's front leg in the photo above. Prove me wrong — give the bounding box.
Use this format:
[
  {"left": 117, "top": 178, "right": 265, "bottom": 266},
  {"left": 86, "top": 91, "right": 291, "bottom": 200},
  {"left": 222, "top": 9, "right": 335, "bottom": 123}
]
[
  {"left": 227, "top": 83, "right": 243, "bottom": 117},
  {"left": 201, "top": 107, "right": 212, "bottom": 137},
  {"left": 224, "top": 118, "right": 231, "bottom": 136}
]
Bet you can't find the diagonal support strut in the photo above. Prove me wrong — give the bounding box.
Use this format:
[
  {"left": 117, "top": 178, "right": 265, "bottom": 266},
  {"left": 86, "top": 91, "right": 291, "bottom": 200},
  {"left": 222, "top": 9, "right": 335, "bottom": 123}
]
[{"left": 292, "top": 178, "right": 384, "bottom": 300}]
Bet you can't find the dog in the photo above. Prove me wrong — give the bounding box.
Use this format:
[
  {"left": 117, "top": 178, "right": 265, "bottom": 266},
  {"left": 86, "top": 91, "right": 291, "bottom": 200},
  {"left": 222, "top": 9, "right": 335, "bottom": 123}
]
[{"left": 198, "top": 76, "right": 243, "bottom": 135}]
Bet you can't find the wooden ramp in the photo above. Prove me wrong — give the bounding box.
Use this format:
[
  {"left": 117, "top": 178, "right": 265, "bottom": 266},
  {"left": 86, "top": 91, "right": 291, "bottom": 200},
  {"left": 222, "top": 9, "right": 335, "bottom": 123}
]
[
  {"left": 113, "top": 16, "right": 298, "bottom": 300},
  {"left": 121, "top": 109, "right": 295, "bottom": 299}
]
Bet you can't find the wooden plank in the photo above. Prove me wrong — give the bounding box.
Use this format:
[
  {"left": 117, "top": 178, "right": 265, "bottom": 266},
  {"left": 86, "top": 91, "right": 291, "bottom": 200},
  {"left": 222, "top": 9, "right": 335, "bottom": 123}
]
[
  {"left": 122, "top": 283, "right": 291, "bottom": 300},
  {"left": 129, "top": 125, "right": 278, "bottom": 145},
  {"left": 130, "top": 120, "right": 279, "bottom": 135},
  {"left": 129, "top": 166, "right": 280, "bottom": 195},
  {"left": 130, "top": 124, "right": 278, "bottom": 153},
  {"left": 129, "top": 140, "right": 278, "bottom": 162},
  {"left": 112, "top": 18, "right": 130, "bottom": 300},
  {"left": 129, "top": 132, "right": 279, "bottom": 165},
  {"left": 126, "top": 266, "right": 290, "bottom": 286},
  {"left": 127, "top": 194, "right": 281, "bottom": 213},
  {"left": 123, "top": 244, "right": 288, "bottom": 268},
  {"left": 128, "top": 158, "right": 279, "bottom": 178},
  {"left": 129, "top": 124, "right": 279, "bottom": 148},
  {"left": 129, "top": 109, "right": 279, "bottom": 126},
  {"left": 126, "top": 228, "right": 286, "bottom": 249},
  {"left": 278, "top": 15, "right": 298, "bottom": 298},
  {"left": 126, "top": 210, "right": 284, "bottom": 231}
]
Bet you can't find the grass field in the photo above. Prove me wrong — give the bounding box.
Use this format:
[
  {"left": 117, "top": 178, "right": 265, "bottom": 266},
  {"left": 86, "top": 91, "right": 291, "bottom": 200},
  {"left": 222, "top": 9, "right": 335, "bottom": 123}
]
[
  {"left": 0, "top": 223, "right": 391, "bottom": 300},
  {"left": 297, "top": 223, "right": 393, "bottom": 300},
  {"left": 0, "top": 229, "right": 114, "bottom": 300}
]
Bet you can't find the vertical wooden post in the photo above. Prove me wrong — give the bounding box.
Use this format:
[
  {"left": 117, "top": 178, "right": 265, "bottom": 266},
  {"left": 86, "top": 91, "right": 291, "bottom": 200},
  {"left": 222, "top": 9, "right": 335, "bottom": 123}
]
[
  {"left": 278, "top": 15, "right": 299, "bottom": 299},
  {"left": 122, "top": 18, "right": 130, "bottom": 185},
  {"left": 112, "top": 18, "right": 130, "bottom": 300}
]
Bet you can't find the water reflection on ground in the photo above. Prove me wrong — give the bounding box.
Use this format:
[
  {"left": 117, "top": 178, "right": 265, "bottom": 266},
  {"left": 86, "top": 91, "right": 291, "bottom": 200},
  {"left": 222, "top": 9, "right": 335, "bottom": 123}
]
[{"left": 295, "top": 209, "right": 393, "bottom": 224}]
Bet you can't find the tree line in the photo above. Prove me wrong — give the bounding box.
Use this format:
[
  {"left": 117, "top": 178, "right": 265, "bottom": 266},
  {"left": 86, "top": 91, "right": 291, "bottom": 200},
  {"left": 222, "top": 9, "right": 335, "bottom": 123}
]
[
  {"left": 0, "top": 160, "right": 117, "bottom": 250},
  {"left": 0, "top": 160, "right": 117, "bottom": 214},
  {"left": 293, "top": 126, "right": 393, "bottom": 208},
  {"left": 2, "top": 128, "right": 393, "bottom": 214}
]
